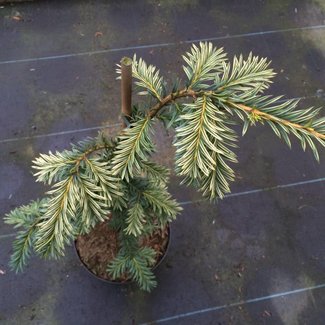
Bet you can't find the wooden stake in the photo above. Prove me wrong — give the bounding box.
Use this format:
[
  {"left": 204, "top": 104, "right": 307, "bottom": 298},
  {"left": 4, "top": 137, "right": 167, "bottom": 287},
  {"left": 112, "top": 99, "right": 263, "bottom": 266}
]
[{"left": 120, "top": 57, "right": 132, "bottom": 128}]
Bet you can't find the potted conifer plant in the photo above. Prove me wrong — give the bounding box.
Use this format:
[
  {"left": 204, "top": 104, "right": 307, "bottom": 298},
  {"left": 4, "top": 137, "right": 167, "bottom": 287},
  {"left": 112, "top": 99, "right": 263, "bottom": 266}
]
[{"left": 5, "top": 42, "right": 325, "bottom": 292}]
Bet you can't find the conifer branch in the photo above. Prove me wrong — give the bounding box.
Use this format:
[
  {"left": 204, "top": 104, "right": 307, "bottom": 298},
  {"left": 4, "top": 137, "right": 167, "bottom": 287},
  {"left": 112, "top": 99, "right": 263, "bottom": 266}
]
[
  {"left": 216, "top": 53, "right": 275, "bottom": 93},
  {"left": 4, "top": 199, "right": 47, "bottom": 271},
  {"left": 132, "top": 55, "right": 164, "bottom": 101},
  {"left": 74, "top": 175, "right": 111, "bottom": 234},
  {"left": 111, "top": 117, "right": 155, "bottom": 181},
  {"left": 175, "top": 96, "right": 220, "bottom": 178},
  {"left": 142, "top": 183, "right": 182, "bottom": 224},
  {"left": 225, "top": 99, "right": 325, "bottom": 161},
  {"left": 10, "top": 229, "right": 36, "bottom": 272},
  {"left": 127, "top": 248, "right": 157, "bottom": 291},
  {"left": 141, "top": 161, "right": 170, "bottom": 184},
  {"left": 198, "top": 114, "right": 237, "bottom": 200},
  {"left": 35, "top": 176, "right": 78, "bottom": 257},
  {"left": 183, "top": 42, "right": 227, "bottom": 90},
  {"left": 33, "top": 135, "right": 113, "bottom": 184},
  {"left": 107, "top": 245, "right": 157, "bottom": 291},
  {"left": 228, "top": 101, "right": 325, "bottom": 140},
  {"left": 124, "top": 202, "right": 146, "bottom": 236}
]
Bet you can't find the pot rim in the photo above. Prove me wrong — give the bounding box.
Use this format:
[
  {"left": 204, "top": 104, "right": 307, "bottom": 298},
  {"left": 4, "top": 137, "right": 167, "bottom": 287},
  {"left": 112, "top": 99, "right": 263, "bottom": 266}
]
[{"left": 74, "top": 225, "right": 171, "bottom": 285}]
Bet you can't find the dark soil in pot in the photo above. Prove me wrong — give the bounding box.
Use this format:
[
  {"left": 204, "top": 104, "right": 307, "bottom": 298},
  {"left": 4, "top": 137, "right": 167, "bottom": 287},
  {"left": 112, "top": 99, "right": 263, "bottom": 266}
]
[{"left": 75, "top": 221, "right": 170, "bottom": 283}]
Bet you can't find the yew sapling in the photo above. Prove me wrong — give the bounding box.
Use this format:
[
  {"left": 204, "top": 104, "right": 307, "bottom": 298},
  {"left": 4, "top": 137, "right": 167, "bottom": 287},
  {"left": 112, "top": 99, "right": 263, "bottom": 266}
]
[{"left": 5, "top": 42, "right": 325, "bottom": 291}]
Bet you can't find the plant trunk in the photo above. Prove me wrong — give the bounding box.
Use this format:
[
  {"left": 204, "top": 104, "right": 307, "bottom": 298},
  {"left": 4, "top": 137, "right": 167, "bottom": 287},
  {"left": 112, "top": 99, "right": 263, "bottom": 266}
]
[{"left": 120, "top": 57, "right": 133, "bottom": 127}]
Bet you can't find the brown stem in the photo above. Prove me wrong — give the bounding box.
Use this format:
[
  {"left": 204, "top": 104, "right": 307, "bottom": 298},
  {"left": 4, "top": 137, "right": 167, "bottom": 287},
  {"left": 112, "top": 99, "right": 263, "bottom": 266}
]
[
  {"left": 74, "top": 144, "right": 110, "bottom": 172},
  {"left": 121, "top": 57, "right": 133, "bottom": 127},
  {"left": 148, "top": 88, "right": 197, "bottom": 118}
]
